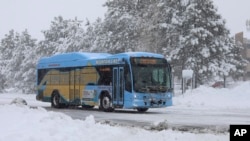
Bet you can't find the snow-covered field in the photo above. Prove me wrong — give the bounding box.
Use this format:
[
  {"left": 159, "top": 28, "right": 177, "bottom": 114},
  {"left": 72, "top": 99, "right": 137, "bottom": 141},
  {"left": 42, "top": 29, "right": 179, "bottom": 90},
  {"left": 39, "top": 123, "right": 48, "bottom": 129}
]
[{"left": 1, "top": 81, "right": 250, "bottom": 141}]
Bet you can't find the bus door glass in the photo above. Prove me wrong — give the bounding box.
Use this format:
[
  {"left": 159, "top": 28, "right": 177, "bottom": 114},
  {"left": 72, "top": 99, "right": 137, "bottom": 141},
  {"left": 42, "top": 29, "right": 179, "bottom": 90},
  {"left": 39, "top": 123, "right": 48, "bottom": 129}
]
[
  {"left": 112, "top": 67, "right": 124, "bottom": 106},
  {"left": 69, "top": 70, "right": 74, "bottom": 101},
  {"left": 69, "top": 69, "right": 80, "bottom": 103}
]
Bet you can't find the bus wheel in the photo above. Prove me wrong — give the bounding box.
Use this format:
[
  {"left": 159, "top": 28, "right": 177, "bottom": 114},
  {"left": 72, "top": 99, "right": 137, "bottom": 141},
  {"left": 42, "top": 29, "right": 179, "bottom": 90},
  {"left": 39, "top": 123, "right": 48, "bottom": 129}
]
[
  {"left": 51, "top": 92, "right": 61, "bottom": 108},
  {"left": 100, "top": 93, "right": 114, "bottom": 112},
  {"left": 137, "top": 108, "right": 148, "bottom": 112}
]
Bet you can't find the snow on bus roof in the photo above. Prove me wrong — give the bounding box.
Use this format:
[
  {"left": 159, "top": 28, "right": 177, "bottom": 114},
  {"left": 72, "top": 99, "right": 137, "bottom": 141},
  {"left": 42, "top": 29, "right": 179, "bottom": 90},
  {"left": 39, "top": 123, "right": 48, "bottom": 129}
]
[
  {"left": 39, "top": 52, "right": 112, "bottom": 63},
  {"left": 111, "top": 52, "right": 164, "bottom": 58}
]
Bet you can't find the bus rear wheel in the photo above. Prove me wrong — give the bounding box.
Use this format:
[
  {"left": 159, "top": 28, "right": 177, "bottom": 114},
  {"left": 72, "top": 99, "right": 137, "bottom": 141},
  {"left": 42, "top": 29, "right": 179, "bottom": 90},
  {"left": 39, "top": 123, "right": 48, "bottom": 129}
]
[
  {"left": 100, "top": 93, "right": 114, "bottom": 112},
  {"left": 51, "top": 92, "right": 61, "bottom": 108}
]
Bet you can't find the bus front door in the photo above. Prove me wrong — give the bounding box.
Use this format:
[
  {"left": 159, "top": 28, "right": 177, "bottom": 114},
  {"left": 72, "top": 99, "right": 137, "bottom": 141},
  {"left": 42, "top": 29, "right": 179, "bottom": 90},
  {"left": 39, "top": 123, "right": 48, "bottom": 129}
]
[{"left": 112, "top": 67, "right": 124, "bottom": 107}]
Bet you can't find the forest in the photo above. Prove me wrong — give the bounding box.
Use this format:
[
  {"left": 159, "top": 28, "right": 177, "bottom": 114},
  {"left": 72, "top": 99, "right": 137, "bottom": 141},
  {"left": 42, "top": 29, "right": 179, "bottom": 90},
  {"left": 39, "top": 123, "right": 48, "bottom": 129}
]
[{"left": 0, "top": 0, "right": 247, "bottom": 93}]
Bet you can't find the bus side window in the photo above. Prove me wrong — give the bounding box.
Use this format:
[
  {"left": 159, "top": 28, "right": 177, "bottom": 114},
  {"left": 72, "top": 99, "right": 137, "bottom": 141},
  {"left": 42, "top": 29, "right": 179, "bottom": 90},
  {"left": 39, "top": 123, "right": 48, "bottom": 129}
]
[
  {"left": 102, "top": 77, "right": 111, "bottom": 85},
  {"left": 97, "top": 67, "right": 112, "bottom": 85}
]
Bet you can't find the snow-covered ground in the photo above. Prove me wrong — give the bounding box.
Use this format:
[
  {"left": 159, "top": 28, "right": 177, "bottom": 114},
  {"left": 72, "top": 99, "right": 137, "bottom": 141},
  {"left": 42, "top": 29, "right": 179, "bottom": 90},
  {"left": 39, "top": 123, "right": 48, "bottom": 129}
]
[
  {"left": 173, "top": 81, "right": 250, "bottom": 109},
  {"left": 1, "top": 81, "right": 250, "bottom": 141}
]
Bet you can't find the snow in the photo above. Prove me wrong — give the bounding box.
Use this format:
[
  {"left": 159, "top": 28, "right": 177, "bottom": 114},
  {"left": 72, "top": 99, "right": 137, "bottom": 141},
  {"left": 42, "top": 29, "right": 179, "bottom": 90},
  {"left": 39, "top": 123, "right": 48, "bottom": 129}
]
[
  {"left": 174, "top": 81, "right": 250, "bottom": 109},
  {"left": 0, "top": 105, "right": 227, "bottom": 141},
  {"left": 1, "top": 81, "right": 250, "bottom": 141}
]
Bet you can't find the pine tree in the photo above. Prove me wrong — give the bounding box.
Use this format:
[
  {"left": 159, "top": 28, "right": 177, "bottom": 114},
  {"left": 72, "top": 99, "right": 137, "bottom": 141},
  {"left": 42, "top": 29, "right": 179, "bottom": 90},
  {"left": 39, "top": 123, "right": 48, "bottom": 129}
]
[
  {"left": 37, "top": 16, "right": 85, "bottom": 56},
  {"left": 0, "top": 29, "right": 37, "bottom": 93},
  {"left": 0, "top": 30, "right": 16, "bottom": 60},
  {"left": 81, "top": 18, "right": 106, "bottom": 52},
  {"left": 101, "top": 0, "right": 181, "bottom": 53},
  {"left": 18, "top": 30, "right": 37, "bottom": 93},
  {"left": 170, "top": 0, "right": 246, "bottom": 85},
  {"left": 101, "top": 0, "right": 141, "bottom": 53},
  {"left": 0, "top": 30, "right": 18, "bottom": 87},
  {"left": 137, "top": 0, "right": 183, "bottom": 53}
]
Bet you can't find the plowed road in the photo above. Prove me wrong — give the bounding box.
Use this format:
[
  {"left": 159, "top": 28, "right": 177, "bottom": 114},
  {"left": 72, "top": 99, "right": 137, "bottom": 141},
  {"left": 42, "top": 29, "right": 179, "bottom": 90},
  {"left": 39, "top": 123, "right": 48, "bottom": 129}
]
[{"left": 46, "top": 107, "right": 250, "bottom": 133}]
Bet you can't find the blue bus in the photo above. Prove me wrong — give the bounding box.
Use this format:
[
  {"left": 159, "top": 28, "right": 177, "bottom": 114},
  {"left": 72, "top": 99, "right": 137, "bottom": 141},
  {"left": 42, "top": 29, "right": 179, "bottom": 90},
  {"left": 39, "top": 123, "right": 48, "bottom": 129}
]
[{"left": 36, "top": 52, "right": 173, "bottom": 112}]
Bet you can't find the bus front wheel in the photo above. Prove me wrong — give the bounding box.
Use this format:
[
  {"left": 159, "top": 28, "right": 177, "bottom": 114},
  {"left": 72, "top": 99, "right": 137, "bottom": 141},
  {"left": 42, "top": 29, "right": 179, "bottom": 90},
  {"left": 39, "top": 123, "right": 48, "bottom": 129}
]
[{"left": 100, "top": 93, "right": 114, "bottom": 112}]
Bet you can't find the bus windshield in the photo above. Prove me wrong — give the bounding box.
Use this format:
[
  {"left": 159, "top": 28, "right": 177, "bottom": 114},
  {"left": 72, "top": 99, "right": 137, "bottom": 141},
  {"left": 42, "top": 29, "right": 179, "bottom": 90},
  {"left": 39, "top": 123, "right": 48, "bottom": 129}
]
[{"left": 130, "top": 57, "right": 171, "bottom": 93}]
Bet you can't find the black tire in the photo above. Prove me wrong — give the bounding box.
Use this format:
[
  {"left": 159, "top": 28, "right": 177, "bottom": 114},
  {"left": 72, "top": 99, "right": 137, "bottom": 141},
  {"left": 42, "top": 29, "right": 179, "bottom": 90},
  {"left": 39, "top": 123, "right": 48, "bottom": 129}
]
[
  {"left": 100, "top": 93, "right": 114, "bottom": 112},
  {"left": 137, "top": 108, "right": 149, "bottom": 113},
  {"left": 51, "top": 92, "right": 61, "bottom": 108}
]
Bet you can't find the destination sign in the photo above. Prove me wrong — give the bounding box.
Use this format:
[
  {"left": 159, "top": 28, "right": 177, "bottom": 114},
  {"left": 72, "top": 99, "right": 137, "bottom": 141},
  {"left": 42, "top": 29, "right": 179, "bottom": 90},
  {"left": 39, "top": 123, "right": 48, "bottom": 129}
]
[
  {"left": 139, "top": 58, "right": 157, "bottom": 64},
  {"left": 96, "top": 58, "right": 119, "bottom": 65},
  {"left": 131, "top": 58, "right": 159, "bottom": 65}
]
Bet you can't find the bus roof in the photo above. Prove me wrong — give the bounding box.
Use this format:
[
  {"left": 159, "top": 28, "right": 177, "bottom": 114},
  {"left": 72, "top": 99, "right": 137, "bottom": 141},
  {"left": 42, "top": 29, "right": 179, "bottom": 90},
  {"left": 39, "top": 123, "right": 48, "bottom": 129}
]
[
  {"left": 39, "top": 52, "right": 112, "bottom": 62},
  {"left": 37, "top": 52, "right": 165, "bottom": 69},
  {"left": 113, "top": 52, "right": 164, "bottom": 59}
]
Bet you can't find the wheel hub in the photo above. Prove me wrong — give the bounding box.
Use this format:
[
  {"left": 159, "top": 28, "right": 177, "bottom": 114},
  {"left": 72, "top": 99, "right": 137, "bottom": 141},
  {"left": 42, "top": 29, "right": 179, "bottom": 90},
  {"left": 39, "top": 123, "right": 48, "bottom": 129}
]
[{"left": 102, "top": 97, "right": 110, "bottom": 109}]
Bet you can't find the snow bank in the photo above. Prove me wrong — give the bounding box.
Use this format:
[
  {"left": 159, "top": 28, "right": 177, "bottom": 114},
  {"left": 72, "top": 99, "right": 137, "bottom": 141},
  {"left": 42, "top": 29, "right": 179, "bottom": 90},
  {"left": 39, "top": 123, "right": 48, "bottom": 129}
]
[
  {"left": 0, "top": 105, "right": 228, "bottom": 141},
  {"left": 174, "top": 81, "right": 250, "bottom": 109}
]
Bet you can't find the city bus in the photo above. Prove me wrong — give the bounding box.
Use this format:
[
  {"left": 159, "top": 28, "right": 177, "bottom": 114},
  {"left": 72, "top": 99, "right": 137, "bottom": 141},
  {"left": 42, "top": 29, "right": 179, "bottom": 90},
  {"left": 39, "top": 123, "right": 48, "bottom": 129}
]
[{"left": 36, "top": 52, "right": 173, "bottom": 112}]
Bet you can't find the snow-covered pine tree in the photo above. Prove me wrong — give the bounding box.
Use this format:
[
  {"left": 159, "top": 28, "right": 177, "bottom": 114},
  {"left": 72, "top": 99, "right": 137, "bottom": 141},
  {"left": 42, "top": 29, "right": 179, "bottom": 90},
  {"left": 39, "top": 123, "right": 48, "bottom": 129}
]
[
  {"left": 81, "top": 18, "right": 107, "bottom": 52},
  {"left": 221, "top": 36, "right": 247, "bottom": 80},
  {"left": 18, "top": 30, "right": 37, "bottom": 93},
  {"left": 101, "top": 0, "right": 141, "bottom": 53},
  {"left": 0, "top": 29, "right": 37, "bottom": 92},
  {"left": 37, "top": 16, "right": 85, "bottom": 57},
  {"left": 0, "top": 30, "right": 16, "bottom": 60},
  {"left": 170, "top": 0, "right": 246, "bottom": 86},
  {"left": 133, "top": 0, "right": 179, "bottom": 53},
  {"left": 0, "top": 30, "right": 19, "bottom": 88},
  {"left": 101, "top": 0, "right": 182, "bottom": 53}
]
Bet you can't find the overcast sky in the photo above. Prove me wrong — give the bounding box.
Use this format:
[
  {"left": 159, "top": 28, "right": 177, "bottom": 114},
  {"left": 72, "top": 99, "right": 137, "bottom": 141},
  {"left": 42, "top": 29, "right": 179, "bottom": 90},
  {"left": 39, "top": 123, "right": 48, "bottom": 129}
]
[
  {"left": 213, "top": 0, "right": 250, "bottom": 38},
  {"left": 0, "top": 0, "right": 107, "bottom": 40},
  {"left": 0, "top": 0, "right": 249, "bottom": 40}
]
